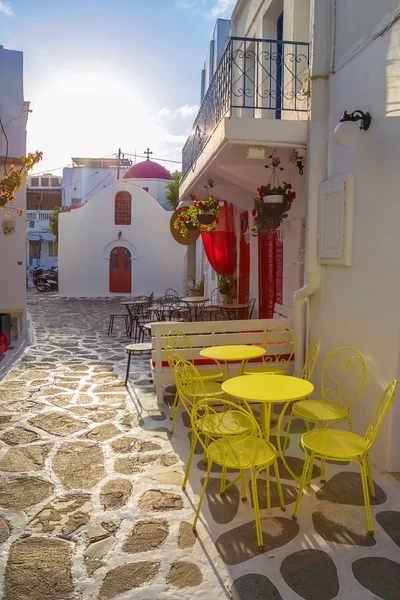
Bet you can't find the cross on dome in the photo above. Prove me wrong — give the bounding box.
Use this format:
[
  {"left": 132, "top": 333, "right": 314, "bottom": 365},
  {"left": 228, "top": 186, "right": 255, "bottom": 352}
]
[{"left": 144, "top": 148, "right": 153, "bottom": 161}]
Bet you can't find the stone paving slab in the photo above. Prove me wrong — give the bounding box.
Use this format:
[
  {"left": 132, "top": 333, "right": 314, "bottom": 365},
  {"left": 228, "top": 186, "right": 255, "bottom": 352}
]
[{"left": 0, "top": 293, "right": 399, "bottom": 599}]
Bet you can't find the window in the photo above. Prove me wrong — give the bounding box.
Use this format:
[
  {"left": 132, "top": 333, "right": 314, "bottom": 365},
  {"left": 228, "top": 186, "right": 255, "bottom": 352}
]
[
  {"left": 31, "top": 178, "right": 39, "bottom": 187},
  {"left": 41, "top": 178, "right": 49, "bottom": 187},
  {"left": 51, "top": 178, "right": 60, "bottom": 187},
  {"left": 115, "top": 191, "right": 132, "bottom": 225},
  {"left": 48, "top": 241, "right": 58, "bottom": 257}
]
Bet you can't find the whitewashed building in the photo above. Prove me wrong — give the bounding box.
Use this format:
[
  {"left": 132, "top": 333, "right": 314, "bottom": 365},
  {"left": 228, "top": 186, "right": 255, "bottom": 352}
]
[
  {"left": 58, "top": 159, "right": 186, "bottom": 298},
  {"left": 26, "top": 173, "right": 62, "bottom": 270},
  {"left": 0, "top": 45, "right": 30, "bottom": 338},
  {"left": 180, "top": 0, "right": 400, "bottom": 471}
]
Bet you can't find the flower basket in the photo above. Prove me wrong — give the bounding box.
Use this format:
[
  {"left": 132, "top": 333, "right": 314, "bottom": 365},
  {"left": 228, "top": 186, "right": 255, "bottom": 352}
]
[
  {"left": 264, "top": 194, "right": 284, "bottom": 204},
  {"left": 186, "top": 222, "right": 198, "bottom": 231},
  {"left": 197, "top": 212, "right": 215, "bottom": 225}
]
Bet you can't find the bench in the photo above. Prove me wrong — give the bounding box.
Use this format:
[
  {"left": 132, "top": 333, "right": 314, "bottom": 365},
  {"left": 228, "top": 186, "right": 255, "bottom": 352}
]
[
  {"left": 149, "top": 317, "right": 295, "bottom": 404},
  {"left": 0, "top": 309, "right": 23, "bottom": 340}
]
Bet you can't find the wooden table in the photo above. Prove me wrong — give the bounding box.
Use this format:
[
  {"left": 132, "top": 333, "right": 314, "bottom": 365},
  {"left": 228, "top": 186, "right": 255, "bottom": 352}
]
[
  {"left": 219, "top": 303, "right": 247, "bottom": 309},
  {"left": 181, "top": 296, "right": 209, "bottom": 321},
  {"left": 200, "top": 345, "right": 266, "bottom": 379},
  {"left": 222, "top": 374, "right": 314, "bottom": 484}
]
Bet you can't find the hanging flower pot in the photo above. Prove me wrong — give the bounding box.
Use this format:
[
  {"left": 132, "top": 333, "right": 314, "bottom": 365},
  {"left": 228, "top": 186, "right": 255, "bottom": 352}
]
[
  {"left": 264, "top": 194, "right": 284, "bottom": 204},
  {"left": 197, "top": 212, "right": 215, "bottom": 225}
]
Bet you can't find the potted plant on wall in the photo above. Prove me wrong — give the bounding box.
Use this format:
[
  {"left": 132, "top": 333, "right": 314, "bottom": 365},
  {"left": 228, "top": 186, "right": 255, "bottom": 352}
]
[
  {"left": 251, "top": 151, "right": 296, "bottom": 235},
  {"left": 188, "top": 280, "right": 204, "bottom": 297}
]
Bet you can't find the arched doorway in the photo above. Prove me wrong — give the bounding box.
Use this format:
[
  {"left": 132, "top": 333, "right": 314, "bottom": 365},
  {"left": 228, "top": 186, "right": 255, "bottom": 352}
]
[{"left": 110, "top": 247, "right": 131, "bottom": 293}]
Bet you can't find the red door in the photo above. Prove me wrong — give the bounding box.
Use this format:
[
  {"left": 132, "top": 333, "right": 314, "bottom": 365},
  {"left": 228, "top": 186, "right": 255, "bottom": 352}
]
[
  {"left": 258, "top": 232, "right": 283, "bottom": 318},
  {"left": 238, "top": 212, "right": 250, "bottom": 303},
  {"left": 110, "top": 247, "right": 131, "bottom": 293}
]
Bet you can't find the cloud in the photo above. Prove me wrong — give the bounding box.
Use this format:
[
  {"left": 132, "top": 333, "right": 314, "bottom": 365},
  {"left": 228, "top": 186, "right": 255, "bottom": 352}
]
[
  {"left": 158, "top": 104, "right": 199, "bottom": 120},
  {"left": 0, "top": 1, "right": 13, "bottom": 16},
  {"left": 210, "top": 0, "right": 236, "bottom": 17}
]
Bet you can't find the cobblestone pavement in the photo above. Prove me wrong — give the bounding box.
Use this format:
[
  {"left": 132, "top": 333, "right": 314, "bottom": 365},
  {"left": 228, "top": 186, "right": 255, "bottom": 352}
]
[{"left": 0, "top": 294, "right": 400, "bottom": 599}]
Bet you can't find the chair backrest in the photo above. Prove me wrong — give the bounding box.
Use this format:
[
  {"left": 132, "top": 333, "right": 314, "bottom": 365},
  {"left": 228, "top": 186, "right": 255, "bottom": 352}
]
[
  {"left": 209, "top": 288, "right": 220, "bottom": 305},
  {"left": 321, "top": 347, "right": 366, "bottom": 408},
  {"left": 199, "top": 305, "right": 225, "bottom": 321},
  {"left": 301, "top": 340, "right": 321, "bottom": 381},
  {"left": 248, "top": 297, "right": 256, "bottom": 319},
  {"left": 190, "top": 388, "right": 263, "bottom": 469},
  {"left": 364, "top": 380, "right": 397, "bottom": 453},
  {"left": 261, "top": 325, "right": 296, "bottom": 371},
  {"left": 164, "top": 288, "right": 179, "bottom": 303},
  {"left": 166, "top": 329, "right": 194, "bottom": 369},
  {"left": 174, "top": 359, "right": 204, "bottom": 415}
]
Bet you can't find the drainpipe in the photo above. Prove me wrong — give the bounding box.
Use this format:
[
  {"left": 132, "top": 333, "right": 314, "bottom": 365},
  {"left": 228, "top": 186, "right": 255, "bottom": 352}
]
[{"left": 293, "top": 0, "right": 331, "bottom": 376}]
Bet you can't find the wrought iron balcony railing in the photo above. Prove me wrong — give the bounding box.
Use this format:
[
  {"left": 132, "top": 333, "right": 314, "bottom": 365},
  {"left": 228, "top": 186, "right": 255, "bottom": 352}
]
[{"left": 182, "top": 36, "right": 310, "bottom": 180}]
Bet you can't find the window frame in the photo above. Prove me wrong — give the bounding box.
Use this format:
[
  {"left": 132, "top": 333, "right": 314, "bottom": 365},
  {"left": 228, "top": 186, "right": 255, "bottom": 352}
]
[{"left": 115, "top": 191, "right": 132, "bottom": 225}]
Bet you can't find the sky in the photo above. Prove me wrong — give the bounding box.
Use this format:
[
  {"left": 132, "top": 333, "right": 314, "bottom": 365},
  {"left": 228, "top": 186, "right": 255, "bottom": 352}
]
[{"left": 0, "top": 0, "right": 236, "bottom": 174}]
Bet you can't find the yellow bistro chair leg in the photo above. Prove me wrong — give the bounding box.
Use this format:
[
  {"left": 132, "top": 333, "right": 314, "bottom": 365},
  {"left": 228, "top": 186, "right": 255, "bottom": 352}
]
[
  {"left": 360, "top": 459, "right": 374, "bottom": 535},
  {"left": 365, "top": 455, "right": 376, "bottom": 499},
  {"left": 240, "top": 470, "right": 247, "bottom": 501},
  {"left": 170, "top": 396, "right": 181, "bottom": 434},
  {"left": 293, "top": 454, "right": 313, "bottom": 520},
  {"left": 320, "top": 458, "right": 326, "bottom": 483},
  {"left": 284, "top": 408, "right": 293, "bottom": 451},
  {"left": 273, "top": 460, "right": 285, "bottom": 511},
  {"left": 250, "top": 470, "right": 264, "bottom": 549},
  {"left": 170, "top": 390, "right": 179, "bottom": 420},
  {"left": 266, "top": 466, "right": 271, "bottom": 510},
  {"left": 220, "top": 466, "right": 227, "bottom": 496},
  {"left": 193, "top": 460, "right": 212, "bottom": 531},
  {"left": 182, "top": 433, "right": 197, "bottom": 491},
  {"left": 347, "top": 412, "right": 355, "bottom": 433}
]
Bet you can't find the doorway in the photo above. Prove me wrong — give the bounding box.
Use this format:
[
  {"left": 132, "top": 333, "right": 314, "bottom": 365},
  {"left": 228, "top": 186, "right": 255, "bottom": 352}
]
[{"left": 109, "top": 247, "right": 131, "bottom": 293}]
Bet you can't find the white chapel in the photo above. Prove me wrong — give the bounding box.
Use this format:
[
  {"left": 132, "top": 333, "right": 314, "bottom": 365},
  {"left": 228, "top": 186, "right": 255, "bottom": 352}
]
[{"left": 58, "top": 157, "right": 186, "bottom": 298}]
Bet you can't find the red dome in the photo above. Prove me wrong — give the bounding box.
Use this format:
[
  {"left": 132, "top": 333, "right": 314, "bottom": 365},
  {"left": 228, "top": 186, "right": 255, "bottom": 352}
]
[{"left": 123, "top": 160, "right": 173, "bottom": 181}]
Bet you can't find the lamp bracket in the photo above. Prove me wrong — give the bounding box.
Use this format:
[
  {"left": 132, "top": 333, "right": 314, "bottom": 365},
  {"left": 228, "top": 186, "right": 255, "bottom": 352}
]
[{"left": 341, "top": 110, "right": 371, "bottom": 131}]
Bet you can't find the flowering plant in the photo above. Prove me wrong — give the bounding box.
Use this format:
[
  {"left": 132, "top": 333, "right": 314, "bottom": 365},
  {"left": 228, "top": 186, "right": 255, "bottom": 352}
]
[
  {"left": 174, "top": 177, "right": 220, "bottom": 237},
  {"left": 0, "top": 151, "right": 43, "bottom": 217},
  {"left": 252, "top": 181, "right": 296, "bottom": 234}
]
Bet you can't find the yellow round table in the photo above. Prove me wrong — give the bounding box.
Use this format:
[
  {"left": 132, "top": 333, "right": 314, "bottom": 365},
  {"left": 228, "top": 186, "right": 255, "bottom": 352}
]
[
  {"left": 200, "top": 345, "right": 266, "bottom": 379},
  {"left": 222, "top": 374, "right": 314, "bottom": 483}
]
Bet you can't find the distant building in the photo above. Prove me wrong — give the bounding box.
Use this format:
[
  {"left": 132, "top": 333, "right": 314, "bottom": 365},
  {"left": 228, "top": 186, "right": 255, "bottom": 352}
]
[
  {"left": 58, "top": 157, "right": 186, "bottom": 297},
  {"left": 26, "top": 173, "right": 62, "bottom": 270},
  {"left": 62, "top": 156, "right": 132, "bottom": 207},
  {"left": 0, "top": 44, "right": 30, "bottom": 339},
  {"left": 200, "top": 19, "right": 231, "bottom": 100}
]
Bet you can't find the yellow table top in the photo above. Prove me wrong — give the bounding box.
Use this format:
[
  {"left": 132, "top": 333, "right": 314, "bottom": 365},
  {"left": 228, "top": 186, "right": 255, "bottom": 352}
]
[
  {"left": 200, "top": 345, "right": 266, "bottom": 362},
  {"left": 222, "top": 374, "right": 314, "bottom": 403}
]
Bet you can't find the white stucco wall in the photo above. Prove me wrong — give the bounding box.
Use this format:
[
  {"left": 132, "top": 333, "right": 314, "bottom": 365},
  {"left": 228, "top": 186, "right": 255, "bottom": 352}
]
[
  {"left": 232, "top": 0, "right": 309, "bottom": 41},
  {"left": 308, "top": 4, "right": 400, "bottom": 470},
  {"left": 0, "top": 46, "right": 28, "bottom": 334},
  {"left": 58, "top": 180, "right": 186, "bottom": 298},
  {"left": 62, "top": 167, "right": 129, "bottom": 207}
]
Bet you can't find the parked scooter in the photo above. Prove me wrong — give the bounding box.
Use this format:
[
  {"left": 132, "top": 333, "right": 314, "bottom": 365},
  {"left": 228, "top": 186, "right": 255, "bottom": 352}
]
[
  {"left": 32, "top": 267, "right": 43, "bottom": 286},
  {"left": 35, "top": 267, "right": 58, "bottom": 292}
]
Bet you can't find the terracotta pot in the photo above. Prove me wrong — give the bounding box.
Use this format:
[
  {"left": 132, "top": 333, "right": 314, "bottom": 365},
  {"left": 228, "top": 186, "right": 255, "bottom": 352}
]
[{"left": 197, "top": 213, "right": 215, "bottom": 225}]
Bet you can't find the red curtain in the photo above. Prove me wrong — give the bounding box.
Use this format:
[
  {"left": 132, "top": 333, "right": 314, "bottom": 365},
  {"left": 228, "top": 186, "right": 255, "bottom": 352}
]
[
  {"left": 258, "top": 231, "right": 283, "bottom": 318},
  {"left": 201, "top": 202, "right": 235, "bottom": 276}
]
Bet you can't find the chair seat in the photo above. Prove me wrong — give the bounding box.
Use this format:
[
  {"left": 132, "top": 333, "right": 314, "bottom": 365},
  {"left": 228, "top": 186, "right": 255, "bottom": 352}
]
[
  {"left": 301, "top": 429, "right": 367, "bottom": 460},
  {"left": 197, "top": 411, "right": 253, "bottom": 437},
  {"left": 207, "top": 436, "right": 276, "bottom": 469},
  {"left": 293, "top": 400, "right": 348, "bottom": 423},
  {"left": 244, "top": 365, "right": 286, "bottom": 376},
  {"left": 195, "top": 368, "right": 223, "bottom": 382},
  {"left": 183, "top": 381, "right": 225, "bottom": 398}
]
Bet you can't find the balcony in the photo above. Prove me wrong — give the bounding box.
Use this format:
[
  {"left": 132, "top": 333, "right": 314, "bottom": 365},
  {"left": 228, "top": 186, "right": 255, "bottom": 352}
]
[
  {"left": 182, "top": 37, "right": 310, "bottom": 182},
  {"left": 26, "top": 210, "right": 53, "bottom": 230}
]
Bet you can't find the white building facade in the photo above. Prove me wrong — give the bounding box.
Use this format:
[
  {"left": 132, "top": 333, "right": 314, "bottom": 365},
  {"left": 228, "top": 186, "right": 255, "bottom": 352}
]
[
  {"left": 58, "top": 160, "right": 186, "bottom": 298},
  {"left": 180, "top": 0, "right": 400, "bottom": 471},
  {"left": 0, "top": 45, "right": 29, "bottom": 336}
]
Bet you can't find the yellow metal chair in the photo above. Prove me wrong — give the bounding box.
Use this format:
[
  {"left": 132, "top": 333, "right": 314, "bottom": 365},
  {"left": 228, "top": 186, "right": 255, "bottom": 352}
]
[
  {"left": 191, "top": 391, "right": 285, "bottom": 549},
  {"left": 293, "top": 380, "right": 397, "bottom": 535},
  {"left": 243, "top": 325, "right": 295, "bottom": 376},
  {"left": 285, "top": 347, "right": 366, "bottom": 442},
  {"left": 166, "top": 330, "right": 224, "bottom": 431},
  {"left": 174, "top": 360, "right": 253, "bottom": 490}
]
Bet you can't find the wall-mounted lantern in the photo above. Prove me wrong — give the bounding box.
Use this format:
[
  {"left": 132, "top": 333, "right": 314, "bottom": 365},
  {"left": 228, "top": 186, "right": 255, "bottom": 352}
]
[{"left": 334, "top": 110, "right": 371, "bottom": 148}]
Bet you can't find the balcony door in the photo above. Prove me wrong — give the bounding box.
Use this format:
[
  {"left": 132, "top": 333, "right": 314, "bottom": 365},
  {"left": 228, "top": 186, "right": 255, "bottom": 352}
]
[
  {"left": 275, "top": 11, "right": 284, "bottom": 119},
  {"left": 109, "top": 247, "right": 131, "bottom": 293}
]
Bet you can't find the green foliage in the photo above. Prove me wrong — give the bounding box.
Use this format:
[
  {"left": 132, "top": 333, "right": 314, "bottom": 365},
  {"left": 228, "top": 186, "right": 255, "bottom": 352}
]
[
  {"left": 165, "top": 171, "right": 181, "bottom": 210},
  {"left": 48, "top": 205, "right": 62, "bottom": 242},
  {"left": 217, "top": 275, "right": 233, "bottom": 295},
  {"left": 0, "top": 151, "right": 43, "bottom": 216},
  {"left": 189, "top": 280, "right": 204, "bottom": 294}
]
